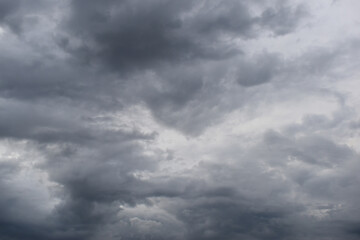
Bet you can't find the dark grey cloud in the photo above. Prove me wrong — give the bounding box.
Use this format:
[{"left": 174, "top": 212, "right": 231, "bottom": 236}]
[
  {"left": 171, "top": 192, "right": 296, "bottom": 240},
  {"left": 0, "top": 0, "right": 23, "bottom": 32},
  {"left": 0, "top": 0, "right": 48, "bottom": 33},
  {"left": 0, "top": 0, "right": 359, "bottom": 239},
  {"left": 175, "top": 127, "right": 360, "bottom": 240},
  {"left": 0, "top": 0, "right": 308, "bottom": 135},
  {"left": 236, "top": 53, "right": 282, "bottom": 87},
  {"left": 60, "top": 0, "right": 305, "bottom": 72},
  {"left": 259, "top": 4, "right": 307, "bottom": 36}
]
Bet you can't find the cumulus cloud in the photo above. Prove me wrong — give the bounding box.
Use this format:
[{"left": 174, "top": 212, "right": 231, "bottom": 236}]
[{"left": 0, "top": 0, "right": 360, "bottom": 239}]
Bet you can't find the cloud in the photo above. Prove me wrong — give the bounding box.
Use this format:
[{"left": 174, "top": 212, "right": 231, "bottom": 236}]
[
  {"left": 259, "top": 4, "right": 308, "bottom": 36},
  {"left": 236, "top": 53, "right": 282, "bottom": 87},
  {"left": 0, "top": 0, "right": 49, "bottom": 33},
  {"left": 60, "top": 0, "right": 306, "bottom": 72},
  {"left": 0, "top": 0, "right": 360, "bottom": 239}
]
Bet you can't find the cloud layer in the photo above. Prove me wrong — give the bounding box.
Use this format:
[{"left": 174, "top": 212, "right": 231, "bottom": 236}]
[{"left": 1, "top": 0, "right": 360, "bottom": 239}]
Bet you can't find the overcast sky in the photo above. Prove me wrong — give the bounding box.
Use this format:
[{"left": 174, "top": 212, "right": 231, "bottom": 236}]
[{"left": 0, "top": 0, "right": 360, "bottom": 239}]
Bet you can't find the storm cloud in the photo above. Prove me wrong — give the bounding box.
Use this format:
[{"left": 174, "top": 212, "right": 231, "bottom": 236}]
[{"left": 1, "top": 0, "right": 360, "bottom": 239}]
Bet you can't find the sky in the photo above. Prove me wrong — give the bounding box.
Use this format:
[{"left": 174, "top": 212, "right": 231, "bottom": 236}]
[{"left": 0, "top": 0, "right": 360, "bottom": 239}]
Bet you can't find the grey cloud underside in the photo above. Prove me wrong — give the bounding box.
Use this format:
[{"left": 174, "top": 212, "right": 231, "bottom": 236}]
[
  {"left": 62, "top": 0, "right": 304, "bottom": 71},
  {"left": 1, "top": 0, "right": 360, "bottom": 239},
  {"left": 0, "top": 0, "right": 49, "bottom": 33}
]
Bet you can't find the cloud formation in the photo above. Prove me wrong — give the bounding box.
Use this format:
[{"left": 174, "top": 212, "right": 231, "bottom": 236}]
[{"left": 1, "top": 0, "right": 360, "bottom": 239}]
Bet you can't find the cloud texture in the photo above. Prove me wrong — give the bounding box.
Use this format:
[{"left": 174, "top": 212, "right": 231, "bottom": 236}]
[{"left": 1, "top": 0, "right": 360, "bottom": 239}]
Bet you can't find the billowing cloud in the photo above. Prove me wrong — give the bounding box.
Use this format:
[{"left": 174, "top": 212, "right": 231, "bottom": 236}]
[{"left": 1, "top": 0, "right": 360, "bottom": 239}]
